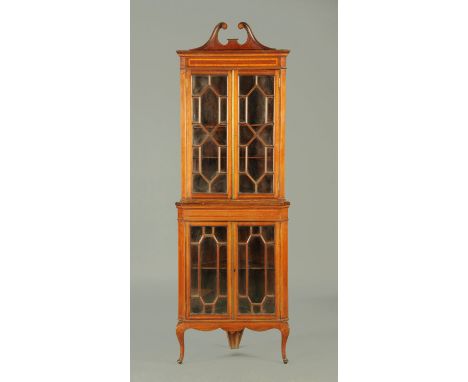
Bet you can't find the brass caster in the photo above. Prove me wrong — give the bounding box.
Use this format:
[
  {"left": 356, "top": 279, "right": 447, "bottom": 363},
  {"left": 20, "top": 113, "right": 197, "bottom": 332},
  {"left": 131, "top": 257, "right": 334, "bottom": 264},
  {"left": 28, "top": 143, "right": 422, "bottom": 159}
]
[
  {"left": 283, "top": 358, "right": 288, "bottom": 364},
  {"left": 177, "top": 359, "right": 183, "bottom": 364}
]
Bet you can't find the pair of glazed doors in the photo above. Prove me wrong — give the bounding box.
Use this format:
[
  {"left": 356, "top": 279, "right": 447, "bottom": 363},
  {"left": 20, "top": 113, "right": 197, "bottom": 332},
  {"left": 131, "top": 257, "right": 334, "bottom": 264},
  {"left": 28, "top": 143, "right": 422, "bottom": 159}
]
[
  {"left": 185, "top": 221, "right": 286, "bottom": 320},
  {"left": 183, "top": 69, "right": 285, "bottom": 199}
]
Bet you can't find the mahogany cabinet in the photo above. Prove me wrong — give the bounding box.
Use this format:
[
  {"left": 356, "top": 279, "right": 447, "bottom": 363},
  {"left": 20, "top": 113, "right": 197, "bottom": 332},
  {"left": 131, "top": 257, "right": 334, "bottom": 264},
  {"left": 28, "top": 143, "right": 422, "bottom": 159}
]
[{"left": 175, "top": 22, "right": 290, "bottom": 364}]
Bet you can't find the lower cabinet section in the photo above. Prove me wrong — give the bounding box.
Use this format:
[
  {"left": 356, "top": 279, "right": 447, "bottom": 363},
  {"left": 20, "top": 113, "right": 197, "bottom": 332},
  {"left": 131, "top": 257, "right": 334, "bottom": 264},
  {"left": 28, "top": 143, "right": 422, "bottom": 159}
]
[
  {"left": 176, "top": 206, "right": 289, "bottom": 364},
  {"left": 185, "top": 222, "right": 282, "bottom": 319}
]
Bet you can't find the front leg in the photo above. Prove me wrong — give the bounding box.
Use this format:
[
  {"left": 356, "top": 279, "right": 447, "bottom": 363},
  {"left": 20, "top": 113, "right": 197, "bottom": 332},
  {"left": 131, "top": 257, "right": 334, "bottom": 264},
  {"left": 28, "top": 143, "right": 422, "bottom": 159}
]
[
  {"left": 176, "top": 322, "right": 186, "bottom": 364},
  {"left": 280, "top": 323, "right": 290, "bottom": 364}
]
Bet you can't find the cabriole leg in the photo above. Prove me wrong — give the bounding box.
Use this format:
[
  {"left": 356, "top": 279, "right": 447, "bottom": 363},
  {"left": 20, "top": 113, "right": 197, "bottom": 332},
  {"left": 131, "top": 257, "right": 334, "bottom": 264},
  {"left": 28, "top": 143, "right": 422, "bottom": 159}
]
[
  {"left": 176, "top": 323, "right": 185, "bottom": 364},
  {"left": 280, "top": 323, "right": 290, "bottom": 364}
]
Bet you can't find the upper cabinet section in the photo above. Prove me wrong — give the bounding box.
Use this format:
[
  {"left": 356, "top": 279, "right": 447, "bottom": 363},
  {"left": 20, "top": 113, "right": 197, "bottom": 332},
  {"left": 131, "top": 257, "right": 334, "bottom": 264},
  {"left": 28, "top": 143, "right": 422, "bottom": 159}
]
[{"left": 178, "top": 22, "right": 289, "bottom": 201}]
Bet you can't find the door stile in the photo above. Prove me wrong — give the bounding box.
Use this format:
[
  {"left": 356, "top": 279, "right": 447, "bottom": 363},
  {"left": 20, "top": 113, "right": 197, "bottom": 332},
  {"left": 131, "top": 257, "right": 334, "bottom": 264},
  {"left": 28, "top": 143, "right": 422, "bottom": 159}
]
[
  {"left": 184, "top": 221, "right": 191, "bottom": 318},
  {"left": 180, "top": 68, "right": 187, "bottom": 199},
  {"left": 178, "top": 220, "right": 186, "bottom": 319},
  {"left": 231, "top": 70, "right": 239, "bottom": 199},
  {"left": 278, "top": 69, "right": 287, "bottom": 199},
  {"left": 227, "top": 222, "right": 234, "bottom": 319},
  {"left": 184, "top": 70, "right": 191, "bottom": 199},
  {"left": 279, "top": 221, "right": 288, "bottom": 319},
  {"left": 274, "top": 70, "right": 282, "bottom": 199},
  {"left": 230, "top": 222, "right": 237, "bottom": 319},
  {"left": 227, "top": 71, "right": 234, "bottom": 200},
  {"left": 275, "top": 222, "right": 281, "bottom": 319}
]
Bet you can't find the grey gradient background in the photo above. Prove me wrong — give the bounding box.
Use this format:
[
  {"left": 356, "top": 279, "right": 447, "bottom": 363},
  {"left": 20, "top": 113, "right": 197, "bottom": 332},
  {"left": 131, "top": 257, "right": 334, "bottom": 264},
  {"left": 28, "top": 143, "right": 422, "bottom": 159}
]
[{"left": 131, "top": 0, "right": 337, "bottom": 380}]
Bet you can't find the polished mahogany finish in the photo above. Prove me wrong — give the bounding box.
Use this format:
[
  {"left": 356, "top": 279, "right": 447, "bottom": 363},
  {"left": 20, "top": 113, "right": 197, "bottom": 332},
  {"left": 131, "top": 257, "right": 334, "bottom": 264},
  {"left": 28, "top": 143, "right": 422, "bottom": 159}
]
[{"left": 176, "top": 22, "right": 290, "bottom": 364}]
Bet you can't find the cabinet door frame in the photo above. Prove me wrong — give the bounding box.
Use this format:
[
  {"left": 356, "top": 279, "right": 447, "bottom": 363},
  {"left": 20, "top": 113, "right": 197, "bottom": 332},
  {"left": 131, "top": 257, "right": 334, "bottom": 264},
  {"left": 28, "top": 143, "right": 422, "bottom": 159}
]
[
  {"left": 185, "top": 221, "right": 233, "bottom": 320},
  {"left": 181, "top": 68, "right": 284, "bottom": 200},
  {"left": 232, "top": 221, "right": 281, "bottom": 320},
  {"left": 184, "top": 69, "right": 233, "bottom": 200},
  {"left": 233, "top": 69, "right": 282, "bottom": 199}
]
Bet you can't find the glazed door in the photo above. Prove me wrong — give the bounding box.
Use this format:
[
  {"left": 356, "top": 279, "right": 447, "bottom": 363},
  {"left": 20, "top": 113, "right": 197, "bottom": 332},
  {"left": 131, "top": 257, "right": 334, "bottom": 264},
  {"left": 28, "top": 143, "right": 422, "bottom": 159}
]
[
  {"left": 187, "top": 223, "right": 232, "bottom": 318},
  {"left": 234, "top": 71, "right": 281, "bottom": 198},
  {"left": 234, "top": 223, "right": 279, "bottom": 318},
  {"left": 186, "top": 222, "right": 280, "bottom": 320},
  {"left": 185, "top": 70, "right": 282, "bottom": 199},
  {"left": 189, "top": 72, "right": 232, "bottom": 198}
]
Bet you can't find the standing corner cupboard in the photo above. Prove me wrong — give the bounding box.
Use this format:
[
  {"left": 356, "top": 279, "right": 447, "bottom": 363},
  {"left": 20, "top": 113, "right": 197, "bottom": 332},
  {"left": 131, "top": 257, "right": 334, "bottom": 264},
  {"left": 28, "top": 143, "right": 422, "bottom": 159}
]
[{"left": 175, "top": 22, "right": 290, "bottom": 364}]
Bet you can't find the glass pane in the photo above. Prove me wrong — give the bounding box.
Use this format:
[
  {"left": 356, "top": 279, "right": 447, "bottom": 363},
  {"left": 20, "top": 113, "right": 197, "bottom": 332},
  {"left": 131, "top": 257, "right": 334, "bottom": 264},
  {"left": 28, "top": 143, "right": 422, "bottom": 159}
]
[
  {"left": 239, "top": 76, "right": 255, "bottom": 95},
  {"left": 192, "top": 75, "right": 228, "bottom": 194},
  {"left": 190, "top": 226, "right": 228, "bottom": 315},
  {"left": 258, "top": 75, "right": 274, "bottom": 95},
  {"left": 192, "top": 76, "right": 208, "bottom": 95},
  {"left": 237, "top": 225, "right": 275, "bottom": 314},
  {"left": 210, "top": 76, "right": 227, "bottom": 96},
  {"left": 238, "top": 75, "right": 275, "bottom": 194}
]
